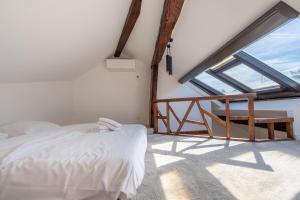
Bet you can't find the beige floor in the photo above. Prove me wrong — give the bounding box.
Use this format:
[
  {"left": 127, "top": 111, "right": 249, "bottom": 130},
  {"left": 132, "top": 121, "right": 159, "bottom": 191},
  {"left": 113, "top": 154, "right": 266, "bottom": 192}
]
[{"left": 133, "top": 134, "right": 300, "bottom": 200}]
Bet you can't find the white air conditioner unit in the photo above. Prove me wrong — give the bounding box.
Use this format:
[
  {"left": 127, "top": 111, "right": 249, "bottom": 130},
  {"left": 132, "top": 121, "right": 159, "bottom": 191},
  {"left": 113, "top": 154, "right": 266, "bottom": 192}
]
[{"left": 106, "top": 59, "right": 136, "bottom": 71}]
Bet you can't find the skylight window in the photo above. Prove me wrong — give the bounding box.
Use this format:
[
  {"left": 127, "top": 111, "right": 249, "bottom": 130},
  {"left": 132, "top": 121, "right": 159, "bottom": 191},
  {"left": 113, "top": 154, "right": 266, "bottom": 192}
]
[
  {"left": 223, "top": 64, "right": 280, "bottom": 91},
  {"left": 244, "top": 18, "right": 300, "bottom": 84},
  {"left": 195, "top": 72, "right": 240, "bottom": 95},
  {"left": 183, "top": 2, "right": 300, "bottom": 100}
]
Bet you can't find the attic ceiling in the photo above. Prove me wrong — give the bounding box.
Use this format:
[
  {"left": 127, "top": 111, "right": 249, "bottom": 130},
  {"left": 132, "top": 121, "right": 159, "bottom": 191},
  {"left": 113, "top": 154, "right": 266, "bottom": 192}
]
[
  {"left": 0, "top": 0, "right": 133, "bottom": 82},
  {"left": 0, "top": 0, "right": 300, "bottom": 83}
]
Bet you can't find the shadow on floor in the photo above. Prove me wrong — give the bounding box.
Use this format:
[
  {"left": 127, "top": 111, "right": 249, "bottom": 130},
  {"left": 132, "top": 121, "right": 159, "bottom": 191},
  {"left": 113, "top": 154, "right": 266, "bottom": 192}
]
[{"left": 133, "top": 134, "right": 300, "bottom": 200}]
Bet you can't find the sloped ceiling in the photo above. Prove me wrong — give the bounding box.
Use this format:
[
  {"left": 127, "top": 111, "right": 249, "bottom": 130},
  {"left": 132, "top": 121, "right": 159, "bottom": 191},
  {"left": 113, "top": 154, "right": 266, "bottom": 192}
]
[
  {"left": 168, "top": 0, "right": 300, "bottom": 80},
  {"left": 0, "top": 0, "right": 132, "bottom": 82},
  {"left": 0, "top": 0, "right": 300, "bottom": 82}
]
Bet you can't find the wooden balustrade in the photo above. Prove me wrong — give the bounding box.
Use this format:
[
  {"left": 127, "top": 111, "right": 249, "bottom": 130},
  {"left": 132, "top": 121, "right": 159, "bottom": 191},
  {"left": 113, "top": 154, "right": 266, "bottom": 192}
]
[{"left": 152, "top": 93, "right": 257, "bottom": 141}]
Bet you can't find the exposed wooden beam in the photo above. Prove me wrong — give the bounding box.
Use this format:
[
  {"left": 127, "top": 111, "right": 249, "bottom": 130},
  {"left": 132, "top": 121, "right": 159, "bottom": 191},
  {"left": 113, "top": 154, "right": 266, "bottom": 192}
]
[
  {"left": 151, "top": 0, "right": 184, "bottom": 66},
  {"left": 150, "top": 0, "right": 185, "bottom": 127},
  {"left": 114, "top": 0, "right": 142, "bottom": 57},
  {"left": 150, "top": 64, "right": 159, "bottom": 127}
]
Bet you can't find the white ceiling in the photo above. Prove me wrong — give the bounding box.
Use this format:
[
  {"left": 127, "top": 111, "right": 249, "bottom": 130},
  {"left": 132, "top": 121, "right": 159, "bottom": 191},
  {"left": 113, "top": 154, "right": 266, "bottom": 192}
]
[
  {"left": 0, "top": 0, "right": 131, "bottom": 82},
  {"left": 0, "top": 0, "right": 300, "bottom": 82}
]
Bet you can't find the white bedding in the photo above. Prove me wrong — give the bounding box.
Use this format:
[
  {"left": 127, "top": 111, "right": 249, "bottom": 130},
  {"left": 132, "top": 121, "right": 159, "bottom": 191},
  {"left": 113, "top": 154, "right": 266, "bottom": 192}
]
[{"left": 0, "top": 124, "right": 147, "bottom": 200}]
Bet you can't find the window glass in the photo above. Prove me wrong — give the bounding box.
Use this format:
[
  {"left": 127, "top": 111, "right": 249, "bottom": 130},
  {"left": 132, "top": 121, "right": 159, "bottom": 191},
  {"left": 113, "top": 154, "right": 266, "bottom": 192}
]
[
  {"left": 195, "top": 72, "right": 241, "bottom": 94},
  {"left": 223, "top": 64, "right": 280, "bottom": 91},
  {"left": 244, "top": 18, "right": 300, "bottom": 83}
]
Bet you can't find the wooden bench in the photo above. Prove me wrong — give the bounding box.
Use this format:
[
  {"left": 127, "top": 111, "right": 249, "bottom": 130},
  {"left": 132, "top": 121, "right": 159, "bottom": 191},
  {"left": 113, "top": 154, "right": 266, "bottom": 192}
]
[
  {"left": 229, "top": 116, "right": 294, "bottom": 140},
  {"left": 255, "top": 117, "right": 294, "bottom": 140}
]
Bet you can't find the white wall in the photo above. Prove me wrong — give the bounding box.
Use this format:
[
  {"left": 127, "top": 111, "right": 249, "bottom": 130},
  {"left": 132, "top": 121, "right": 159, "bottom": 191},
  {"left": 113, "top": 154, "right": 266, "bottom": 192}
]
[
  {"left": 0, "top": 64, "right": 298, "bottom": 141},
  {"left": 0, "top": 81, "right": 72, "bottom": 125},
  {"left": 156, "top": 66, "right": 211, "bottom": 133},
  {"left": 293, "top": 106, "right": 300, "bottom": 140},
  {"left": 1, "top": 63, "right": 298, "bottom": 141},
  {"left": 71, "top": 62, "right": 211, "bottom": 131},
  {"left": 71, "top": 60, "right": 150, "bottom": 125},
  {"left": 0, "top": 60, "right": 151, "bottom": 126}
]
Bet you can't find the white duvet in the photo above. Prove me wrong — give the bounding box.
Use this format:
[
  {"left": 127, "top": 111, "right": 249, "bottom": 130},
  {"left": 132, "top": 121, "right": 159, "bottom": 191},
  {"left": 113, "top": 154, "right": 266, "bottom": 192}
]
[{"left": 0, "top": 124, "right": 147, "bottom": 200}]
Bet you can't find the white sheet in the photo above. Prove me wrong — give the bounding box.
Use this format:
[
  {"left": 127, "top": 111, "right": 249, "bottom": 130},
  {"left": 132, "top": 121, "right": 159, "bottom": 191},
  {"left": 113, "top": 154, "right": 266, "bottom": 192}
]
[
  {"left": 0, "top": 124, "right": 147, "bottom": 200},
  {"left": 0, "top": 133, "right": 8, "bottom": 140},
  {"left": 0, "top": 121, "right": 61, "bottom": 138}
]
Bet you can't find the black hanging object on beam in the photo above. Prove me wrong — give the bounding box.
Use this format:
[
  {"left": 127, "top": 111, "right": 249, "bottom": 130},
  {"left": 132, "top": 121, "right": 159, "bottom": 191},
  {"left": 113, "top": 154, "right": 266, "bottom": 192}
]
[
  {"left": 166, "top": 54, "right": 172, "bottom": 75},
  {"left": 166, "top": 38, "right": 173, "bottom": 75}
]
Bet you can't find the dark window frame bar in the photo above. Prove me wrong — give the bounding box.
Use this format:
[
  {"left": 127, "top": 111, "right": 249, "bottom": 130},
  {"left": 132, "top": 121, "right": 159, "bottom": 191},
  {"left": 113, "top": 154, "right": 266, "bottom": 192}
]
[
  {"left": 214, "top": 58, "right": 284, "bottom": 94},
  {"left": 194, "top": 53, "right": 300, "bottom": 100},
  {"left": 206, "top": 69, "right": 252, "bottom": 93},
  {"left": 209, "top": 57, "right": 284, "bottom": 93},
  {"left": 190, "top": 79, "right": 222, "bottom": 96},
  {"left": 192, "top": 77, "right": 300, "bottom": 102},
  {"left": 179, "top": 1, "right": 300, "bottom": 84},
  {"left": 235, "top": 51, "right": 300, "bottom": 92}
]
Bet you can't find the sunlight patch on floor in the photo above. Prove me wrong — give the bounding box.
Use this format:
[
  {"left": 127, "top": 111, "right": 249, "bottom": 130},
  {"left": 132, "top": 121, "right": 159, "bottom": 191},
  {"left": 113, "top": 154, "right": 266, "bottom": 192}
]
[
  {"left": 152, "top": 142, "right": 173, "bottom": 151},
  {"left": 230, "top": 152, "right": 257, "bottom": 163},
  {"left": 175, "top": 141, "right": 198, "bottom": 152},
  {"left": 206, "top": 162, "right": 272, "bottom": 200},
  {"left": 224, "top": 140, "right": 245, "bottom": 147},
  {"left": 153, "top": 153, "right": 185, "bottom": 168},
  {"left": 183, "top": 145, "right": 224, "bottom": 155},
  {"left": 160, "top": 171, "right": 191, "bottom": 200},
  {"left": 200, "top": 139, "right": 244, "bottom": 147},
  {"left": 151, "top": 140, "right": 199, "bottom": 153},
  {"left": 180, "top": 137, "right": 208, "bottom": 143},
  {"left": 206, "top": 150, "right": 300, "bottom": 200}
]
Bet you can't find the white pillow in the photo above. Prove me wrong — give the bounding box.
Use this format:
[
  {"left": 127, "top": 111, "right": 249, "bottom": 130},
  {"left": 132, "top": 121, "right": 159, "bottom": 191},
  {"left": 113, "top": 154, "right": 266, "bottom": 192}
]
[
  {"left": 62, "top": 123, "right": 110, "bottom": 133},
  {"left": 98, "top": 118, "right": 122, "bottom": 128},
  {"left": 97, "top": 121, "right": 121, "bottom": 131},
  {"left": 0, "top": 121, "right": 61, "bottom": 138}
]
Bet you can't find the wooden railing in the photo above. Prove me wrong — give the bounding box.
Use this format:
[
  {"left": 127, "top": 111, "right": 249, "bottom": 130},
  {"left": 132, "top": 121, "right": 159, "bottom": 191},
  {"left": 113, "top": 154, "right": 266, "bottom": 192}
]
[{"left": 153, "top": 93, "right": 257, "bottom": 141}]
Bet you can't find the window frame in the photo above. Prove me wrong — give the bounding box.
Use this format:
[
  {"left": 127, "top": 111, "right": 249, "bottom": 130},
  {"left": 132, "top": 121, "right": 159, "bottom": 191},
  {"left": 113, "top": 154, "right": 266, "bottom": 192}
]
[
  {"left": 234, "top": 51, "right": 300, "bottom": 91},
  {"left": 180, "top": 1, "right": 300, "bottom": 101},
  {"left": 214, "top": 58, "right": 283, "bottom": 93},
  {"left": 194, "top": 53, "right": 300, "bottom": 98},
  {"left": 193, "top": 71, "right": 242, "bottom": 95}
]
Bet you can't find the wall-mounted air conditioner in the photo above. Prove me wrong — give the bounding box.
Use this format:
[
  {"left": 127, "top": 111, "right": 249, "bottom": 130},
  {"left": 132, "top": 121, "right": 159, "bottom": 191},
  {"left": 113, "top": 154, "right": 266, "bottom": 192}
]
[{"left": 106, "top": 59, "right": 135, "bottom": 71}]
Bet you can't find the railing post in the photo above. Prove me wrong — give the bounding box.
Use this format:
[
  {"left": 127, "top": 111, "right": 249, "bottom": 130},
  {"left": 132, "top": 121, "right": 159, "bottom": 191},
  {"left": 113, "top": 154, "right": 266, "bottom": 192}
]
[
  {"left": 197, "top": 100, "right": 213, "bottom": 138},
  {"left": 248, "top": 96, "right": 255, "bottom": 141},
  {"left": 153, "top": 93, "right": 256, "bottom": 139},
  {"left": 166, "top": 102, "right": 171, "bottom": 134},
  {"left": 153, "top": 103, "right": 158, "bottom": 133},
  {"left": 225, "top": 97, "right": 231, "bottom": 140}
]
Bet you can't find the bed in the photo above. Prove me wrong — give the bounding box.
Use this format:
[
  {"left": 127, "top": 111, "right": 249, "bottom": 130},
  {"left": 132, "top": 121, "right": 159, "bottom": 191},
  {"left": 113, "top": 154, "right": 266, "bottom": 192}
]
[{"left": 0, "top": 123, "right": 147, "bottom": 200}]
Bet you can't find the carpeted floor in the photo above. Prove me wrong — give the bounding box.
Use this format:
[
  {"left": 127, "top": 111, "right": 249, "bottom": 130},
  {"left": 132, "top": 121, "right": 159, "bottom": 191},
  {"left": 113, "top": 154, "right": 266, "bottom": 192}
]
[{"left": 133, "top": 133, "right": 300, "bottom": 200}]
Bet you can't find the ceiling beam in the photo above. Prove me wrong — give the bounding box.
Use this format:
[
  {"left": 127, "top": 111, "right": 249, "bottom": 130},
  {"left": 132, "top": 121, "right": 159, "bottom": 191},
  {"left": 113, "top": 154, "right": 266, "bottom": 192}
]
[
  {"left": 114, "top": 0, "right": 142, "bottom": 58},
  {"left": 151, "top": 0, "right": 184, "bottom": 66},
  {"left": 150, "top": 0, "right": 184, "bottom": 127}
]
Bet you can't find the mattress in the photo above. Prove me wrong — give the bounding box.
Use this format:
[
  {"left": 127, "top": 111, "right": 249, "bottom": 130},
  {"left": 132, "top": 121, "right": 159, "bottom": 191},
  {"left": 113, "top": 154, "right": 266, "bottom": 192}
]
[{"left": 0, "top": 124, "right": 147, "bottom": 200}]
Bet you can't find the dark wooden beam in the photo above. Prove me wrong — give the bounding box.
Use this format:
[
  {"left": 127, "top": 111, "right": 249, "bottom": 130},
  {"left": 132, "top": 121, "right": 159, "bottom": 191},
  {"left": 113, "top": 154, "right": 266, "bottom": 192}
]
[
  {"left": 150, "top": 64, "right": 159, "bottom": 127},
  {"left": 150, "top": 0, "right": 185, "bottom": 127},
  {"left": 151, "top": 0, "right": 184, "bottom": 66},
  {"left": 114, "top": 0, "right": 142, "bottom": 57}
]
